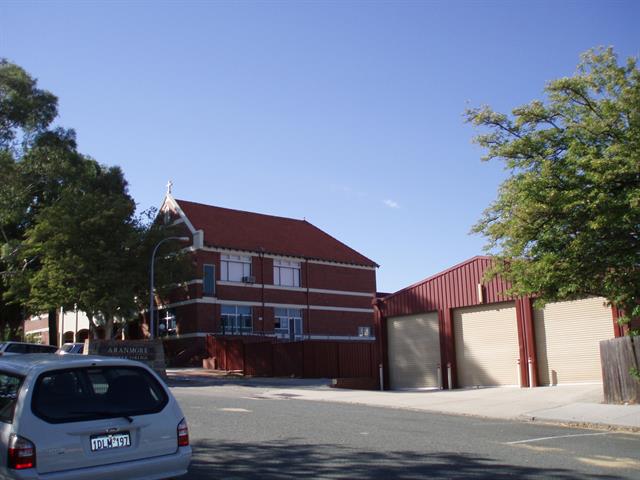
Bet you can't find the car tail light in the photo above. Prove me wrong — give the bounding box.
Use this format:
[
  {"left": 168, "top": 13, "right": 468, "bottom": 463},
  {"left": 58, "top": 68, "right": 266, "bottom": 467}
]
[
  {"left": 177, "top": 418, "right": 189, "bottom": 447},
  {"left": 8, "top": 434, "right": 36, "bottom": 470}
]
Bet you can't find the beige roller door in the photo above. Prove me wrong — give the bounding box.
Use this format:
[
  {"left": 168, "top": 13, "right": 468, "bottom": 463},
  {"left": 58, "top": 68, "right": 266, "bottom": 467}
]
[
  {"left": 454, "top": 302, "right": 519, "bottom": 387},
  {"left": 388, "top": 313, "right": 441, "bottom": 389},
  {"left": 535, "top": 297, "right": 613, "bottom": 385}
]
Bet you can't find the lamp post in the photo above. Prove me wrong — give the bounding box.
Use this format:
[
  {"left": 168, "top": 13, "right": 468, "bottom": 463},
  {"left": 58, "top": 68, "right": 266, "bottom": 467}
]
[{"left": 149, "top": 236, "right": 189, "bottom": 339}]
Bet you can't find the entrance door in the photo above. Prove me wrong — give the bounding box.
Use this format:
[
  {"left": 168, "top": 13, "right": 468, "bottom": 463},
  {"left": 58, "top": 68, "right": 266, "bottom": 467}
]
[
  {"left": 275, "top": 308, "right": 303, "bottom": 340},
  {"left": 288, "top": 316, "right": 303, "bottom": 340},
  {"left": 535, "top": 297, "right": 614, "bottom": 385},
  {"left": 387, "top": 312, "right": 441, "bottom": 389},
  {"left": 454, "top": 302, "right": 520, "bottom": 387}
]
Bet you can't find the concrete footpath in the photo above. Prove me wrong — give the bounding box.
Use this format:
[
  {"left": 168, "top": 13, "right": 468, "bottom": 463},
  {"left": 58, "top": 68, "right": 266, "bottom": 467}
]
[{"left": 166, "top": 368, "right": 640, "bottom": 431}]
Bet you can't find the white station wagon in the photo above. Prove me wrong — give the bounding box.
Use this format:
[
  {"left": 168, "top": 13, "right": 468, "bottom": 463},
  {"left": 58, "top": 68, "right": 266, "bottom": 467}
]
[{"left": 0, "top": 354, "right": 191, "bottom": 479}]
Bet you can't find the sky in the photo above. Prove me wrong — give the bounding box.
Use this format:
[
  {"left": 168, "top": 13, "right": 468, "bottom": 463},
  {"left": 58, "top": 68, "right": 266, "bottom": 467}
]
[{"left": 1, "top": 0, "right": 638, "bottom": 293}]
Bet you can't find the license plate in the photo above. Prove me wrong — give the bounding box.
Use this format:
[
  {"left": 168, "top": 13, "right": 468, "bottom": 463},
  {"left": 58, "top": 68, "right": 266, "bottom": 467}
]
[{"left": 90, "top": 432, "right": 131, "bottom": 452}]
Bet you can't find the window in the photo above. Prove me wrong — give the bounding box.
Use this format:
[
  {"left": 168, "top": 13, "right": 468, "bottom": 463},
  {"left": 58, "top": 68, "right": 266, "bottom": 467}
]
[
  {"left": 358, "top": 326, "right": 372, "bottom": 337},
  {"left": 3, "top": 342, "right": 57, "bottom": 354},
  {"left": 0, "top": 372, "right": 23, "bottom": 423},
  {"left": 273, "top": 259, "right": 301, "bottom": 287},
  {"left": 31, "top": 367, "right": 168, "bottom": 424},
  {"left": 274, "top": 308, "right": 303, "bottom": 340},
  {"left": 220, "top": 305, "right": 252, "bottom": 334},
  {"left": 221, "top": 254, "right": 252, "bottom": 282},
  {"left": 203, "top": 264, "right": 215, "bottom": 296}
]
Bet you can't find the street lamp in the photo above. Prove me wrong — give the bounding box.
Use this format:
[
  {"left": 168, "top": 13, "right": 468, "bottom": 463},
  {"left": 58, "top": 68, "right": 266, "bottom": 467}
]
[{"left": 149, "top": 236, "right": 190, "bottom": 339}]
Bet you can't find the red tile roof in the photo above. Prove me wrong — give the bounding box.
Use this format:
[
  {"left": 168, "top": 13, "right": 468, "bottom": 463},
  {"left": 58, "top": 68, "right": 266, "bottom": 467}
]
[{"left": 175, "top": 199, "right": 377, "bottom": 267}]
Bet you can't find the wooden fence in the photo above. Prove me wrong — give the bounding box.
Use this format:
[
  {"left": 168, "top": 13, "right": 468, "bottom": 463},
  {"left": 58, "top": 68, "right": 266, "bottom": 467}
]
[
  {"left": 600, "top": 336, "right": 640, "bottom": 404},
  {"left": 206, "top": 335, "right": 378, "bottom": 384}
]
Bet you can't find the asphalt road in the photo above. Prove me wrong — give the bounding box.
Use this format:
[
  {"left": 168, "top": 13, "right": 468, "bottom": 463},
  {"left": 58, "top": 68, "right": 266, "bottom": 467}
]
[{"left": 172, "top": 383, "right": 640, "bottom": 479}]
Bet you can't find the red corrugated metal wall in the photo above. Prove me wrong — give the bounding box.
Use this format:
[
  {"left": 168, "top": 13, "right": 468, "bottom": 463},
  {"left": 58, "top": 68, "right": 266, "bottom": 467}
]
[
  {"left": 378, "top": 256, "right": 518, "bottom": 389},
  {"left": 382, "top": 257, "right": 513, "bottom": 317}
]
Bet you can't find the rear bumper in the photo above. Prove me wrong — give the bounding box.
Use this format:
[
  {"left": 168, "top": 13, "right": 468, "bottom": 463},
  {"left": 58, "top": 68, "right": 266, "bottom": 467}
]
[{"left": 6, "top": 447, "right": 192, "bottom": 480}]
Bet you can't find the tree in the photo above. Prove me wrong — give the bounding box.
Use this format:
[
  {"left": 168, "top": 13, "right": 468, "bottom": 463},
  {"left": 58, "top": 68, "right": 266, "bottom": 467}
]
[
  {"left": 0, "top": 59, "right": 57, "bottom": 151},
  {"left": 21, "top": 168, "right": 192, "bottom": 339},
  {"left": 0, "top": 59, "right": 60, "bottom": 338},
  {"left": 466, "top": 47, "right": 640, "bottom": 330},
  {"left": 0, "top": 59, "right": 192, "bottom": 340}
]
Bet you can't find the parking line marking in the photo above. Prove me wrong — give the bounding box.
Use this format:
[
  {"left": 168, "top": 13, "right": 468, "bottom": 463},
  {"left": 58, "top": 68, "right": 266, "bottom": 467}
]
[
  {"left": 219, "top": 408, "right": 252, "bottom": 413},
  {"left": 505, "top": 432, "right": 609, "bottom": 445},
  {"left": 577, "top": 456, "right": 640, "bottom": 469}
]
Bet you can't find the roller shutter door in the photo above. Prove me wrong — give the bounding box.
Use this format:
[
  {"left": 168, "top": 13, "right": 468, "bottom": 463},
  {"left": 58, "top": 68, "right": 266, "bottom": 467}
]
[
  {"left": 535, "top": 297, "right": 613, "bottom": 385},
  {"left": 388, "top": 313, "right": 441, "bottom": 389},
  {"left": 454, "top": 302, "right": 519, "bottom": 387}
]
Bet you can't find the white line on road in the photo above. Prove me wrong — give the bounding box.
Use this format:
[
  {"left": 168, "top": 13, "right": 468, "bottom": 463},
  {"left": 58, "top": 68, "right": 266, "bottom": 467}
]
[{"left": 506, "top": 432, "right": 610, "bottom": 445}]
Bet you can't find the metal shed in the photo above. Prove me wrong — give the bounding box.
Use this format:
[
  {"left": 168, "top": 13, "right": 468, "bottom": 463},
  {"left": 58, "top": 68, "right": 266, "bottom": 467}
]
[{"left": 375, "top": 256, "right": 621, "bottom": 390}]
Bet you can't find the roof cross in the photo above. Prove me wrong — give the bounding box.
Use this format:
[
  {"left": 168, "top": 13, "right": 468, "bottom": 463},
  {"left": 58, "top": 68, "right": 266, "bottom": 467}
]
[{"left": 166, "top": 180, "right": 173, "bottom": 195}]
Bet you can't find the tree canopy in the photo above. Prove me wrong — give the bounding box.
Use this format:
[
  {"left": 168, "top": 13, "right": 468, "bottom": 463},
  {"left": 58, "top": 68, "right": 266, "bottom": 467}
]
[
  {"left": 0, "top": 59, "right": 191, "bottom": 340},
  {"left": 466, "top": 47, "right": 640, "bottom": 329}
]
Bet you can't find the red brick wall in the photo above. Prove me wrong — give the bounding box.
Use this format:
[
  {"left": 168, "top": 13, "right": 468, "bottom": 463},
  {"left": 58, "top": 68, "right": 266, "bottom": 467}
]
[
  {"left": 306, "top": 263, "right": 375, "bottom": 292},
  {"left": 251, "top": 256, "right": 273, "bottom": 284},
  {"left": 263, "top": 288, "right": 307, "bottom": 305},
  {"left": 194, "top": 250, "right": 220, "bottom": 274},
  {"left": 308, "top": 292, "right": 372, "bottom": 309},
  {"left": 23, "top": 317, "right": 49, "bottom": 334},
  {"left": 175, "top": 303, "right": 218, "bottom": 334},
  {"left": 216, "top": 284, "right": 261, "bottom": 302},
  {"left": 307, "top": 310, "right": 374, "bottom": 337}
]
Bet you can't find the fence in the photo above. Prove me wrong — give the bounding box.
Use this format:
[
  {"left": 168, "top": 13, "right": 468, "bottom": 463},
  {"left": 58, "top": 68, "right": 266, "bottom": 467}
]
[
  {"left": 600, "top": 336, "right": 640, "bottom": 404},
  {"left": 163, "top": 336, "right": 207, "bottom": 367},
  {"left": 206, "top": 335, "right": 378, "bottom": 384}
]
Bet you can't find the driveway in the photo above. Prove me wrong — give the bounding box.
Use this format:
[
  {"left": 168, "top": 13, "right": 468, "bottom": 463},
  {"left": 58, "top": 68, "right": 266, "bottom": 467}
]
[
  {"left": 171, "top": 377, "right": 640, "bottom": 479},
  {"left": 166, "top": 369, "right": 640, "bottom": 430}
]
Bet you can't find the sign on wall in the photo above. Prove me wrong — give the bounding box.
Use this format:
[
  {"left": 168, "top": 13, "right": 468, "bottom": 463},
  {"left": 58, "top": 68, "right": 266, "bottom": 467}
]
[{"left": 85, "top": 339, "right": 167, "bottom": 379}]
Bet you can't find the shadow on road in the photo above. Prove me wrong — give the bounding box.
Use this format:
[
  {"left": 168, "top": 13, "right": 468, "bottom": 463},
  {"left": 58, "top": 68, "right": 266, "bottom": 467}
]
[{"left": 185, "top": 439, "right": 619, "bottom": 479}]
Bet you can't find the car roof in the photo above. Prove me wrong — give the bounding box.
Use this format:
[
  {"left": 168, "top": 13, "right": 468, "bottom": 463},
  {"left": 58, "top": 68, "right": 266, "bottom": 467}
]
[{"left": 0, "top": 354, "right": 147, "bottom": 376}]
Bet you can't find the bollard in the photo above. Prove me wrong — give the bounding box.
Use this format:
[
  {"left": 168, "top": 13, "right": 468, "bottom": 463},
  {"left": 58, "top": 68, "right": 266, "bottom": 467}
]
[
  {"left": 517, "top": 358, "right": 522, "bottom": 387},
  {"left": 437, "top": 364, "right": 443, "bottom": 390},
  {"left": 447, "top": 362, "right": 453, "bottom": 390},
  {"left": 528, "top": 357, "right": 534, "bottom": 388},
  {"left": 379, "top": 363, "right": 384, "bottom": 391}
]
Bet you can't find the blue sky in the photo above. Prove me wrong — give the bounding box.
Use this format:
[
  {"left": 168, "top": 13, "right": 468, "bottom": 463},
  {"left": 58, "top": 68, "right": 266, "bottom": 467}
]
[{"left": 1, "top": 1, "right": 638, "bottom": 293}]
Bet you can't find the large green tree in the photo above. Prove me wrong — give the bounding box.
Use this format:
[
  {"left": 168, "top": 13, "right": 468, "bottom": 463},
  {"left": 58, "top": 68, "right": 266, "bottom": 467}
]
[
  {"left": 466, "top": 47, "right": 640, "bottom": 330},
  {"left": 0, "top": 59, "right": 191, "bottom": 340},
  {"left": 0, "top": 59, "right": 61, "bottom": 338}
]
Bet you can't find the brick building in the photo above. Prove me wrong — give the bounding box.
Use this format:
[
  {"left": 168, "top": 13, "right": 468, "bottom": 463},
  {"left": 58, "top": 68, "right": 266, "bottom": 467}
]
[{"left": 157, "top": 193, "right": 378, "bottom": 359}]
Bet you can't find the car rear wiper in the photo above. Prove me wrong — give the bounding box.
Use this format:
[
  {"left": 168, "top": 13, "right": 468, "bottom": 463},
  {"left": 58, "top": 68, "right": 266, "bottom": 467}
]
[{"left": 70, "top": 410, "right": 134, "bottom": 423}]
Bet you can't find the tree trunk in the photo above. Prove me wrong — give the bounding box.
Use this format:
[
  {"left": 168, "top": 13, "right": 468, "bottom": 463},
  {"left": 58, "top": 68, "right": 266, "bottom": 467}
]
[
  {"left": 0, "top": 302, "right": 23, "bottom": 341},
  {"left": 104, "top": 313, "right": 114, "bottom": 340},
  {"left": 88, "top": 313, "right": 98, "bottom": 340},
  {"left": 47, "top": 309, "right": 58, "bottom": 346}
]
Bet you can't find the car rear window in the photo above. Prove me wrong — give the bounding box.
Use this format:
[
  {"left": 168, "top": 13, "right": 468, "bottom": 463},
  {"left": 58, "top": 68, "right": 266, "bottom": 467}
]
[
  {"left": 0, "top": 372, "right": 24, "bottom": 423},
  {"left": 31, "top": 366, "right": 168, "bottom": 424},
  {"left": 61, "top": 344, "right": 83, "bottom": 354},
  {"left": 28, "top": 344, "right": 58, "bottom": 353},
  {"left": 4, "top": 343, "right": 57, "bottom": 354},
  {"left": 5, "top": 343, "right": 28, "bottom": 354}
]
